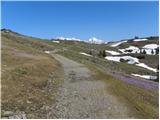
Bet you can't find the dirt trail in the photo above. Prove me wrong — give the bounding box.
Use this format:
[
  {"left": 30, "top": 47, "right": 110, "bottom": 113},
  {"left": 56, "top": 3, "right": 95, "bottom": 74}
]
[{"left": 48, "top": 54, "right": 131, "bottom": 118}]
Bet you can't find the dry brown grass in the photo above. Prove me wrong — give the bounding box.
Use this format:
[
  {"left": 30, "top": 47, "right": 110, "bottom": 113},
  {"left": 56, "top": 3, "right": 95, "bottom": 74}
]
[{"left": 1, "top": 35, "right": 63, "bottom": 118}]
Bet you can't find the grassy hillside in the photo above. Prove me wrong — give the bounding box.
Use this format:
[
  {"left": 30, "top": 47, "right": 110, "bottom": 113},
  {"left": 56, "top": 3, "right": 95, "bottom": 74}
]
[
  {"left": 1, "top": 30, "right": 64, "bottom": 118},
  {"left": 55, "top": 40, "right": 157, "bottom": 76},
  {"left": 65, "top": 42, "right": 158, "bottom": 76},
  {"left": 89, "top": 65, "right": 158, "bottom": 118}
]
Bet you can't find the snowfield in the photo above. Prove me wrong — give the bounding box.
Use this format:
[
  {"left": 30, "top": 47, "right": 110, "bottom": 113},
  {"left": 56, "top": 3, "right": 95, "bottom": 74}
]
[
  {"left": 131, "top": 73, "right": 157, "bottom": 80},
  {"left": 118, "top": 44, "right": 159, "bottom": 55},
  {"left": 110, "top": 41, "right": 127, "bottom": 47},
  {"left": 105, "top": 50, "right": 121, "bottom": 55},
  {"left": 119, "top": 46, "right": 140, "bottom": 54},
  {"left": 79, "top": 52, "right": 92, "bottom": 57},
  {"left": 105, "top": 56, "right": 121, "bottom": 62},
  {"left": 141, "top": 44, "right": 158, "bottom": 55},
  {"left": 143, "top": 44, "right": 159, "bottom": 49},
  {"left": 133, "top": 38, "right": 148, "bottom": 42},
  {"left": 105, "top": 56, "right": 139, "bottom": 64}
]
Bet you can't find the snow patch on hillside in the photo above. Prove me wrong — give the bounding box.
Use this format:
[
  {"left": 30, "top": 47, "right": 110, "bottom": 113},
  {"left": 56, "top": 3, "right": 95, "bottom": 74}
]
[
  {"left": 133, "top": 38, "right": 148, "bottom": 42},
  {"left": 111, "top": 41, "right": 127, "bottom": 47},
  {"left": 119, "top": 46, "right": 140, "bottom": 54},
  {"left": 79, "top": 52, "right": 92, "bottom": 57},
  {"left": 52, "top": 40, "right": 60, "bottom": 43},
  {"left": 44, "top": 51, "right": 50, "bottom": 54},
  {"left": 105, "top": 50, "right": 121, "bottom": 55},
  {"left": 136, "top": 63, "right": 157, "bottom": 72},
  {"left": 119, "top": 44, "right": 159, "bottom": 55},
  {"left": 131, "top": 73, "right": 157, "bottom": 80},
  {"left": 105, "top": 56, "right": 120, "bottom": 62},
  {"left": 105, "top": 55, "right": 157, "bottom": 72},
  {"left": 143, "top": 44, "right": 159, "bottom": 49},
  {"left": 141, "top": 44, "right": 158, "bottom": 55}
]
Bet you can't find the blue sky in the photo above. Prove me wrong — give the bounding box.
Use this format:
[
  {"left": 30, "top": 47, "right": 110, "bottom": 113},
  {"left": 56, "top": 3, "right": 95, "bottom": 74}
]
[{"left": 1, "top": 1, "right": 159, "bottom": 41}]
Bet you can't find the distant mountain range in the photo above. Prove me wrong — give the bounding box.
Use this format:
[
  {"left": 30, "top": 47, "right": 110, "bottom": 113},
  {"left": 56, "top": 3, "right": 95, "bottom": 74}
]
[
  {"left": 55, "top": 36, "right": 107, "bottom": 44},
  {"left": 53, "top": 35, "right": 158, "bottom": 45}
]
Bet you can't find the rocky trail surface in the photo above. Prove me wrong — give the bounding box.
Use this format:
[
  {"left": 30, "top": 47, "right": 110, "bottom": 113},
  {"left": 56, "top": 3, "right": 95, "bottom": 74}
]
[{"left": 47, "top": 54, "right": 131, "bottom": 119}]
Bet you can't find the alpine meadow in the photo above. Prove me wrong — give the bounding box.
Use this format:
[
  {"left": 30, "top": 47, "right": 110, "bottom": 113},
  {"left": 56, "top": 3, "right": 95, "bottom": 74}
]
[{"left": 1, "top": 1, "right": 159, "bottom": 119}]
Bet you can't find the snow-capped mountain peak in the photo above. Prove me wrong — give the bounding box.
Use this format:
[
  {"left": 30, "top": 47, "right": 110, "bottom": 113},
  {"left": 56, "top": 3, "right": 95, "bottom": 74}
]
[
  {"left": 56, "top": 36, "right": 82, "bottom": 41},
  {"left": 88, "top": 37, "right": 107, "bottom": 44},
  {"left": 55, "top": 36, "right": 107, "bottom": 44}
]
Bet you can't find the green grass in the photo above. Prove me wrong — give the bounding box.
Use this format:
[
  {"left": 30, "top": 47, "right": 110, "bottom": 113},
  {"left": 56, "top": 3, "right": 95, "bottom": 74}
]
[
  {"left": 87, "top": 65, "right": 158, "bottom": 118},
  {"left": 139, "top": 54, "right": 159, "bottom": 68}
]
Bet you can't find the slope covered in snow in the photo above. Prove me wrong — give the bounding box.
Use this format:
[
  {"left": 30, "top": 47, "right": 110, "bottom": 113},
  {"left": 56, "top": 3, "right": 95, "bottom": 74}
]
[
  {"left": 79, "top": 52, "right": 92, "bottom": 57},
  {"left": 143, "top": 44, "right": 159, "bottom": 49}
]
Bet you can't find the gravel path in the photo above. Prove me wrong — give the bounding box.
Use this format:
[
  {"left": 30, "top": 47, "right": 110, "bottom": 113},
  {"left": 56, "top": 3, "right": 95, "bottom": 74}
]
[{"left": 48, "top": 54, "right": 131, "bottom": 119}]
